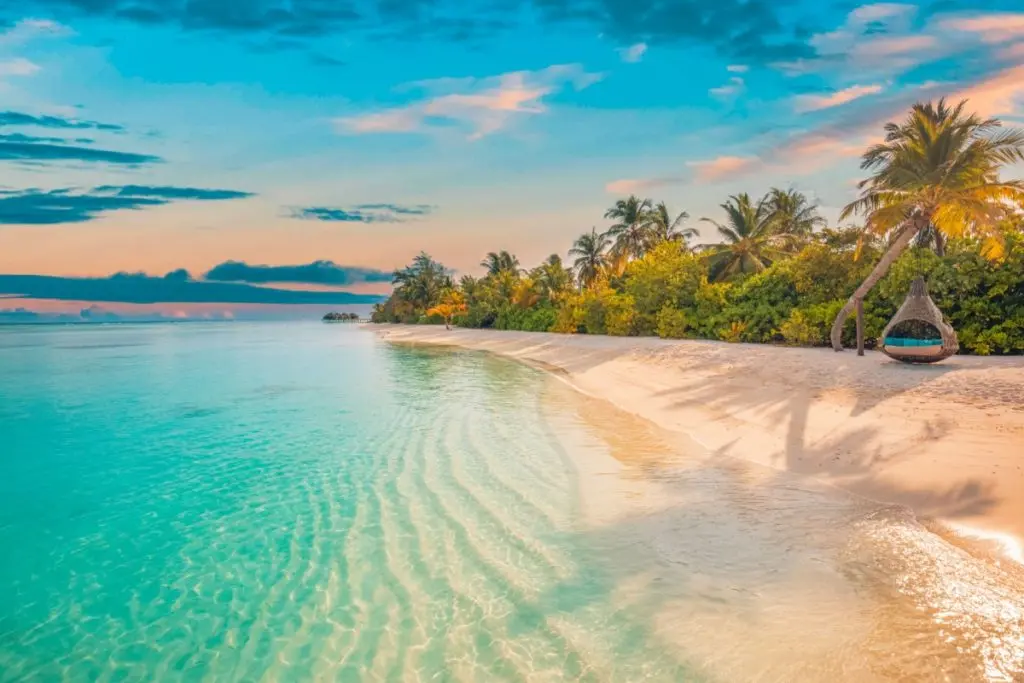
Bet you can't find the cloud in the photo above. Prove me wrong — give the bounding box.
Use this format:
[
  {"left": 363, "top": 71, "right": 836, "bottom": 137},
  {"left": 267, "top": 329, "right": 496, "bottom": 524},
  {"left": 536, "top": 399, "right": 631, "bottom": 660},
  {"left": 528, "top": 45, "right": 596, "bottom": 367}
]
[
  {"left": 0, "top": 272, "right": 383, "bottom": 305},
  {"left": 291, "top": 203, "right": 433, "bottom": 223},
  {"left": 5, "top": 0, "right": 815, "bottom": 63},
  {"left": 727, "top": 64, "right": 749, "bottom": 73},
  {"left": 0, "top": 18, "right": 69, "bottom": 44},
  {"left": 0, "top": 110, "right": 125, "bottom": 132},
  {"left": 687, "top": 156, "right": 761, "bottom": 182},
  {"left": 776, "top": 3, "right": 940, "bottom": 77},
  {"left": 204, "top": 260, "right": 392, "bottom": 286},
  {"left": 0, "top": 58, "right": 40, "bottom": 78},
  {"left": 710, "top": 76, "right": 745, "bottom": 98},
  {"left": 0, "top": 140, "right": 161, "bottom": 165},
  {"left": 618, "top": 43, "right": 647, "bottom": 63},
  {"left": 605, "top": 177, "right": 685, "bottom": 194},
  {"left": 0, "top": 186, "right": 254, "bottom": 225},
  {"left": 94, "top": 185, "right": 254, "bottom": 201},
  {"left": 794, "top": 84, "right": 885, "bottom": 112},
  {"left": 0, "top": 132, "right": 70, "bottom": 144},
  {"left": 941, "top": 13, "right": 1024, "bottom": 43},
  {"left": 336, "top": 64, "right": 601, "bottom": 140},
  {"left": 949, "top": 64, "right": 1024, "bottom": 117}
]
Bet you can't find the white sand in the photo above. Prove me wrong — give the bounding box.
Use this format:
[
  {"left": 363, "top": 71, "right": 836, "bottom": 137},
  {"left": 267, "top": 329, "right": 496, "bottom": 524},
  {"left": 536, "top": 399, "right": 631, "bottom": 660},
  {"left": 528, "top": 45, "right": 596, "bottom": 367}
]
[{"left": 375, "top": 325, "right": 1024, "bottom": 551}]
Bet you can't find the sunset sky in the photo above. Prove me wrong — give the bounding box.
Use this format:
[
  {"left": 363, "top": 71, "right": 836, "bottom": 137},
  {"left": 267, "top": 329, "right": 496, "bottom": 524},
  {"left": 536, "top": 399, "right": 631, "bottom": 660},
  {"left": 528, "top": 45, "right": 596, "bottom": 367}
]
[{"left": 2, "top": 0, "right": 1023, "bottom": 319}]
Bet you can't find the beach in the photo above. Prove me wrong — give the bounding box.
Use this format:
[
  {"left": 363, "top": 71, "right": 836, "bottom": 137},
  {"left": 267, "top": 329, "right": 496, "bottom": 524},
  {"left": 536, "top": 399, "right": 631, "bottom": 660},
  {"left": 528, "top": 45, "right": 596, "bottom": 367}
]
[{"left": 376, "top": 325, "right": 1024, "bottom": 558}]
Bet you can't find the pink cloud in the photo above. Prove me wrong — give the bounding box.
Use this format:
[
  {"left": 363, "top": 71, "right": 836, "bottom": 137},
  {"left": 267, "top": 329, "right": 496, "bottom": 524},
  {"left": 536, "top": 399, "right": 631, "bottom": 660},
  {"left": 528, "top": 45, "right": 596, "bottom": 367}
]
[
  {"left": 604, "top": 177, "right": 685, "bottom": 194},
  {"left": 997, "top": 43, "right": 1024, "bottom": 62},
  {"left": 687, "top": 156, "right": 761, "bottom": 183},
  {"left": 795, "top": 84, "right": 884, "bottom": 112},
  {"left": 950, "top": 64, "right": 1024, "bottom": 117},
  {"left": 335, "top": 64, "right": 602, "bottom": 140},
  {"left": 854, "top": 34, "right": 937, "bottom": 57},
  {"left": 941, "top": 13, "right": 1024, "bottom": 43}
]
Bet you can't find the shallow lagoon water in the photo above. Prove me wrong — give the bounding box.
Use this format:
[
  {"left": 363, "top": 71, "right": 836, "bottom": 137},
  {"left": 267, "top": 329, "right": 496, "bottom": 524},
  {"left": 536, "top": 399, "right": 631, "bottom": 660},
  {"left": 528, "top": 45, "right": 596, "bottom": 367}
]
[{"left": 1, "top": 323, "right": 1021, "bottom": 682}]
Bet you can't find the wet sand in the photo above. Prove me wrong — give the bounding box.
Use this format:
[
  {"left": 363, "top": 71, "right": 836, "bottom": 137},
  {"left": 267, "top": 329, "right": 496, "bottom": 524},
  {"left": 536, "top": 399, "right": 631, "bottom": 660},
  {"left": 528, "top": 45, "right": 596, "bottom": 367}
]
[{"left": 375, "top": 326, "right": 1024, "bottom": 561}]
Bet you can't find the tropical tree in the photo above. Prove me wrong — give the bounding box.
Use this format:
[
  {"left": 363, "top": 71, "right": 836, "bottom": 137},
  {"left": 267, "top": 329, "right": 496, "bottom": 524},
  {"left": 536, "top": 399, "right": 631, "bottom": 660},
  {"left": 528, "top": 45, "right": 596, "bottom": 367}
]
[
  {"left": 392, "top": 252, "right": 452, "bottom": 310},
  {"left": 427, "top": 289, "right": 467, "bottom": 330},
  {"left": 480, "top": 250, "right": 520, "bottom": 276},
  {"left": 700, "top": 193, "right": 792, "bottom": 281},
  {"left": 531, "top": 254, "right": 573, "bottom": 301},
  {"left": 604, "top": 195, "right": 654, "bottom": 261},
  {"left": 830, "top": 98, "right": 1024, "bottom": 350},
  {"left": 648, "top": 201, "right": 698, "bottom": 247},
  {"left": 569, "top": 227, "right": 611, "bottom": 289},
  {"left": 767, "top": 187, "right": 826, "bottom": 236}
]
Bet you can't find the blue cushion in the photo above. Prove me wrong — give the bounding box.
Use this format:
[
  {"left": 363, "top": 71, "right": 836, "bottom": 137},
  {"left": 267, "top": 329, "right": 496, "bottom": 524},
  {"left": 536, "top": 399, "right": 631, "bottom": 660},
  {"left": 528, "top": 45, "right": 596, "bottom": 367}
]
[{"left": 885, "top": 337, "right": 942, "bottom": 348}]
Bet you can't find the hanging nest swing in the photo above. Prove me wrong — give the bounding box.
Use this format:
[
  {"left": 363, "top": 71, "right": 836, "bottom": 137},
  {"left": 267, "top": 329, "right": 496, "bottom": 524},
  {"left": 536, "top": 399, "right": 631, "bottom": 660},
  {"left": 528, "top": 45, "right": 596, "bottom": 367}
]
[{"left": 879, "top": 276, "right": 959, "bottom": 364}]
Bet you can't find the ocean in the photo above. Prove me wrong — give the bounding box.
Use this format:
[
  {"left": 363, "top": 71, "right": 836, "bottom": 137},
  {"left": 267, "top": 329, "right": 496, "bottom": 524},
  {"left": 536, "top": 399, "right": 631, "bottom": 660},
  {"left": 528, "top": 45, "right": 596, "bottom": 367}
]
[{"left": 1, "top": 323, "right": 1021, "bottom": 682}]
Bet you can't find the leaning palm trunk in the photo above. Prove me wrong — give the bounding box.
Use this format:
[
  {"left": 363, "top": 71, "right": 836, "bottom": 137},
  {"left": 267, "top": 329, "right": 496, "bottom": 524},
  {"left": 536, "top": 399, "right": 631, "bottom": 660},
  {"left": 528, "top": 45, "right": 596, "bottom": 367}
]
[{"left": 830, "top": 216, "right": 928, "bottom": 351}]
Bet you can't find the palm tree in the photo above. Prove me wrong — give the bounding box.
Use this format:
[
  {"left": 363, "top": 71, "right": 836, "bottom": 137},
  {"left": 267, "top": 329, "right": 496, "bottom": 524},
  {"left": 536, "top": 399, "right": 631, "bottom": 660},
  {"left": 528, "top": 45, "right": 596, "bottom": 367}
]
[
  {"left": 830, "top": 98, "right": 1024, "bottom": 351},
  {"left": 531, "top": 254, "right": 573, "bottom": 301},
  {"left": 569, "top": 228, "right": 611, "bottom": 289},
  {"left": 648, "top": 201, "right": 698, "bottom": 247},
  {"left": 392, "top": 252, "right": 451, "bottom": 310},
  {"left": 700, "top": 193, "right": 791, "bottom": 281},
  {"left": 767, "top": 187, "right": 826, "bottom": 236},
  {"left": 480, "top": 250, "right": 520, "bottom": 276},
  {"left": 604, "top": 195, "right": 654, "bottom": 261}
]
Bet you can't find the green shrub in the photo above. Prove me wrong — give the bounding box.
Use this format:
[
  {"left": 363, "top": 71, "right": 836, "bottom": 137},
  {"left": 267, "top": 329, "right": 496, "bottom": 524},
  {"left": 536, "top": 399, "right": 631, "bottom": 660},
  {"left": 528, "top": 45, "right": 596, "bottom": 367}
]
[{"left": 656, "top": 307, "right": 689, "bottom": 339}]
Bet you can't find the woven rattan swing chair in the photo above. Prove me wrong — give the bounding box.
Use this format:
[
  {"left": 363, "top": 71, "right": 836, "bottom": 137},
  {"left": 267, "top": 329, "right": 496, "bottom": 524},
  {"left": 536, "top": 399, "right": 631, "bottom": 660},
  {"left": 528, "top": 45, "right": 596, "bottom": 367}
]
[{"left": 879, "top": 276, "right": 959, "bottom": 363}]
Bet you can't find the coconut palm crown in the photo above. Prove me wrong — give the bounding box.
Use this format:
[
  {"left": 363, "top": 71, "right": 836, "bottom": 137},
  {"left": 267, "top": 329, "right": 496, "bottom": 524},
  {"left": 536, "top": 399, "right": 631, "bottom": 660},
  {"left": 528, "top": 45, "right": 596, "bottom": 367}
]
[
  {"left": 830, "top": 98, "right": 1024, "bottom": 350},
  {"left": 700, "top": 193, "right": 792, "bottom": 280}
]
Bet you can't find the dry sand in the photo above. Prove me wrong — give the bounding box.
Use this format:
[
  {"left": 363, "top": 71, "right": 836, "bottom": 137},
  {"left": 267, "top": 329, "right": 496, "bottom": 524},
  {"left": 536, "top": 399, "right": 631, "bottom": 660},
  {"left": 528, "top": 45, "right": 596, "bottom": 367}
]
[{"left": 375, "top": 325, "right": 1024, "bottom": 557}]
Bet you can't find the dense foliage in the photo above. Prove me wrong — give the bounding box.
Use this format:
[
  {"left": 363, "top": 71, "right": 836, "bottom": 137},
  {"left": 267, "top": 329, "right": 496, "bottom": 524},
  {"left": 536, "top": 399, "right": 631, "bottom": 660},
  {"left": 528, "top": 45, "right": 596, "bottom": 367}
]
[{"left": 371, "top": 100, "right": 1024, "bottom": 356}]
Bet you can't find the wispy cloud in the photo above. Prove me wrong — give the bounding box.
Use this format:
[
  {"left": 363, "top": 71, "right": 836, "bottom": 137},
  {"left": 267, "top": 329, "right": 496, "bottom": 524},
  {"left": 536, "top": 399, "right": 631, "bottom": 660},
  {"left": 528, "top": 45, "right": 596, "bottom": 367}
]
[
  {"left": 726, "top": 64, "right": 749, "bottom": 73},
  {"left": 0, "top": 18, "right": 69, "bottom": 44},
  {"left": 0, "top": 186, "right": 254, "bottom": 225},
  {"left": 335, "top": 64, "right": 602, "bottom": 140},
  {"left": 0, "top": 110, "right": 125, "bottom": 132},
  {"left": 940, "top": 13, "right": 1024, "bottom": 44},
  {"left": 687, "top": 156, "right": 761, "bottom": 182},
  {"left": 710, "top": 76, "right": 745, "bottom": 98},
  {"left": 794, "top": 84, "right": 884, "bottom": 112},
  {"left": 775, "top": 3, "right": 939, "bottom": 77},
  {"left": 0, "top": 140, "right": 160, "bottom": 165},
  {"left": 948, "top": 64, "right": 1024, "bottom": 117},
  {"left": 291, "top": 204, "right": 434, "bottom": 223},
  {"left": 618, "top": 43, "right": 648, "bottom": 63},
  {"left": 204, "top": 260, "right": 392, "bottom": 286},
  {"left": 605, "top": 177, "right": 685, "bottom": 194},
  {"left": 0, "top": 58, "right": 40, "bottom": 78}
]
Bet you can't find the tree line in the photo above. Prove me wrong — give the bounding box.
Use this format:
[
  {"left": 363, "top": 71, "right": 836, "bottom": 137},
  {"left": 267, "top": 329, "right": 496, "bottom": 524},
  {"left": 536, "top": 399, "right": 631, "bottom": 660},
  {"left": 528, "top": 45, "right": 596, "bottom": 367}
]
[{"left": 371, "top": 99, "right": 1024, "bottom": 355}]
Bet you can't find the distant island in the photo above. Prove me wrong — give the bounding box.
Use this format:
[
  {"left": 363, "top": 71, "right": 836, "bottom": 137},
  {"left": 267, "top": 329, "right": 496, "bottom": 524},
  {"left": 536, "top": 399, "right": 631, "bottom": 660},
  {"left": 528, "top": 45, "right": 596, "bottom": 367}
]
[{"left": 322, "top": 312, "right": 360, "bottom": 322}]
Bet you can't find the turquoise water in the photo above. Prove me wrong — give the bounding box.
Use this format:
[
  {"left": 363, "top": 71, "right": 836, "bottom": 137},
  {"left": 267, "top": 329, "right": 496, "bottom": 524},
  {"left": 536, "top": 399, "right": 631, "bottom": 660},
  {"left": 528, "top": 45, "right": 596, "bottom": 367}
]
[
  {"left": 2, "top": 323, "right": 1022, "bottom": 682},
  {"left": 0, "top": 323, "right": 693, "bottom": 681}
]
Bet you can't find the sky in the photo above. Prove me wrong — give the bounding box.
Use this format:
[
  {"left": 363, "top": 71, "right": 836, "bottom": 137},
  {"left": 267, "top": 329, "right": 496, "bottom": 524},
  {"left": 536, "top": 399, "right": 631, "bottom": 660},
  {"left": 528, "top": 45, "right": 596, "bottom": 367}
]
[{"left": 2, "top": 0, "right": 1024, "bottom": 320}]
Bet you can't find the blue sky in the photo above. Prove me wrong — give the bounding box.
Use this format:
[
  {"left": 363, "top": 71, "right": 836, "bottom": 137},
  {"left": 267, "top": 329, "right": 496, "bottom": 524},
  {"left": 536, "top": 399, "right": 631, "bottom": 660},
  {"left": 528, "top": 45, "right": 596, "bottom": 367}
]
[{"left": 1, "top": 0, "right": 1023, "bottom": 317}]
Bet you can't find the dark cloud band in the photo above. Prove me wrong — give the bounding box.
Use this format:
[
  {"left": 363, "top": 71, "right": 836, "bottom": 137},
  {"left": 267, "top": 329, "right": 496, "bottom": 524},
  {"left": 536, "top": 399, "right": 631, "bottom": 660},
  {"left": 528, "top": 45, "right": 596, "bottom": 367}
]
[
  {"left": 0, "top": 186, "right": 254, "bottom": 225},
  {"left": 0, "top": 141, "right": 161, "bottom": 165},
  {"left": 205, "top": 260, "right": 392, "bottom": 285},
  {"left": 0, "top": 272, "right": 383, "bottom": 305},
  {"left": 292, "top": 204, "right": 434, "bottom": 223}
]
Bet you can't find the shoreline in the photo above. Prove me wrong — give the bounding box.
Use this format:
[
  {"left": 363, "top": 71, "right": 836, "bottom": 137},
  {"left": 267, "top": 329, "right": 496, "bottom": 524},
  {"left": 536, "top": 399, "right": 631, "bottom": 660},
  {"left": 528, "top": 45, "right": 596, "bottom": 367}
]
[{"left": 373, "top": 325, "right": 1024, "bottom": 562}]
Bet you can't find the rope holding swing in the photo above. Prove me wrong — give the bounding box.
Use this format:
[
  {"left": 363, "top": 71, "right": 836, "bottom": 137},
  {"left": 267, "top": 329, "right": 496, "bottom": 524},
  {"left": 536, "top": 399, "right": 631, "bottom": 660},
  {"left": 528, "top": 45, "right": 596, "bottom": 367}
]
[{"left": 879, "top": 276, "right": 959, "bottom": 364}]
